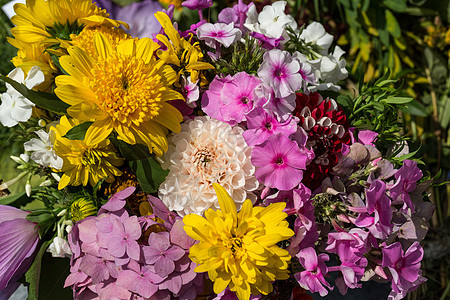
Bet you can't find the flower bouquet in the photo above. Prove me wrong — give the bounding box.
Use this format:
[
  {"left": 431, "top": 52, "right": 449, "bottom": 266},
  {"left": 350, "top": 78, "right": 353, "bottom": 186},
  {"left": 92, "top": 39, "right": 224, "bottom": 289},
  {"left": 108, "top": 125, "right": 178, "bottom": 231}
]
[{"left": 0, "top": 0, "right": 435, "bottom": 299}]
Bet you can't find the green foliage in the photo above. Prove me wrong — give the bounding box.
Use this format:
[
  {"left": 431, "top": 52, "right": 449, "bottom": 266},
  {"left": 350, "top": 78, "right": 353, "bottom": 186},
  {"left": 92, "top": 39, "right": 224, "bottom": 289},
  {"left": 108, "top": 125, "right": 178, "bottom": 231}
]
[
  {"left": 115, "top": 140, "right": 169, "bottom": 193},
  {"left": 25, "top": 240, "right": 52, "bottom": 300},
  {"left": 213, "top": 35, "right": 266, "bottom": 76},
  {"left": 63, "top": 121, "right": 94, "bottom": 140},
  {"left": 338, "top": 70, "right": 412, "bottom": 152},
  {"left": 45, "top": 21, "right": 85, "bottom": 40}
]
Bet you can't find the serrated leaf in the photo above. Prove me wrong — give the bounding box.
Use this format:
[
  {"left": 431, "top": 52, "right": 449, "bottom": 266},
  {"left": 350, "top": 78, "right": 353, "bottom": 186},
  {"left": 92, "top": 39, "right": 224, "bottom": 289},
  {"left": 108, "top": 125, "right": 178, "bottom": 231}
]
[
  {"left": 63, "top": 121, "right": 93, "bottom": 140},
  {"left": 382, "top": 96, "right": 413, "bottom": 104},
  {"left": 25, "top": 240, "right": 52, "bottom": 300},
  {"left": 0, "top": 75, "right": 69, "bottom": 113}
]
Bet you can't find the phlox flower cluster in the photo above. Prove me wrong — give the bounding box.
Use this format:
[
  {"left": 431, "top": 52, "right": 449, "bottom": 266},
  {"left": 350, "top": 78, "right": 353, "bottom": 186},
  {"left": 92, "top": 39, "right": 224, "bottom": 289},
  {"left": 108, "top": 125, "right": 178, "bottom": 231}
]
[{"left": 65, "top": 187, "right": 203, "bottom": 300}]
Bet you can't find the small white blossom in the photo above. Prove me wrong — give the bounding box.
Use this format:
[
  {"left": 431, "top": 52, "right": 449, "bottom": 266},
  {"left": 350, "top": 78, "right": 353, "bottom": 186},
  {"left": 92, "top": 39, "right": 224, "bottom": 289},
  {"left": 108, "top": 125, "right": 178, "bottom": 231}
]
[
  {"left": 47, "top": 236, "right": 72, "bottom": 258},
  {"left": 24, "top": 129, "right": 63, "bottom": 170},
  {"left": 0, "top": 66, "right": 44, "bottom": 127},
  {"left": 300, "top": 22, "right": 334, "bottom": 54},
  {"left": 308, "top": 46, "right": 348, "bottom": 92}
]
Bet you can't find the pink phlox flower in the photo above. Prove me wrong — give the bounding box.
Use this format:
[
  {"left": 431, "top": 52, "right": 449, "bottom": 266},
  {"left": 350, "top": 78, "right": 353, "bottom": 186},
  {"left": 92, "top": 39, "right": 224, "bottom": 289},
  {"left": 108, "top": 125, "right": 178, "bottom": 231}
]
[
  {"left": 251, "top": 133, "right": 308, "bottom": 190},
  {"left": 197, "top": 22, "right": 242, "bottom": 48},
  {"left": 257, "top": 49, "right": 303, "bottom": 98},
  {"left": 354, "top": 180, "right": 393, "bottom": 239},
  {"left": 389, "top": 160, "right": 423, "bottom": 212},
  {"left": 253, "top": 83, "right": 296, "bottom": 117},
  {"left": 107, "top": 216, "right": 141, "bottom": 261},
  {"left": 143, "top": 232, "right": 185, "bottom": 278},
  {"left": 292, "top": 184, "right": 315, "bottom": 230},
  {"left": 181, "top": 76, "right": 199, "bottom": 108},
  {"left": 358, "top": 130, "right": 378, "bottom": 146},
  {"left": 218, "top": 0, "right": 253, "bottom": 30},
  {"left": 181, "top": 0, "right": 212, "bottom": 10},
  {"left": 250, "top": 31, "right": 284, "bottom": 49},
  {"left": 325, "top": 228, "right": 369, "bottom": 257},
  {"left": 382, "top": 242, "right": 425, "bottom": 297},
  {"left": 295, "top": 247, "right": 333, "bottom": 296},
  {"left": 116, "top": 265, "right": 162, "bottom": 298},
  {"left": 243, "top": 106, "right": 298, "bottom": 147},
  {"left": 202, "top": 72, "right": 259, "bottom": 125}
]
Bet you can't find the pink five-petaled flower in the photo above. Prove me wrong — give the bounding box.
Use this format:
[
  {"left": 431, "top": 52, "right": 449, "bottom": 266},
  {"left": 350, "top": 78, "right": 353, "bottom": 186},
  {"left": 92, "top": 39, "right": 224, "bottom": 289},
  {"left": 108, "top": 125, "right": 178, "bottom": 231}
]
[
  {"left": 295, "top": 247, "right": 332, "bottom": 296},
  {"left": 389, "top": 160, "right": 423, "bottom": 212},
  {"left": 107, "top": 216, "right": 141, "bottom": 261},
  {"left": 257, "top": 49, "right": 303, "bottom": 98},
  {"left": 251, "top": 133, "right": 308, "bottom": 190},
  {"left": 181, "top": 0, "right": 212, "bottom": 10},
  {"left": 243, "top": 107, "right": 298, "bottom": 147},
  {"left": 143, "top": 232, "right": 186, "bottom": 278},
  {"left": 382, "top": 241, "right": 424, "bottom": 297},
  {"left": 197, "top": 22, "right": 242, "bottom": 48}
]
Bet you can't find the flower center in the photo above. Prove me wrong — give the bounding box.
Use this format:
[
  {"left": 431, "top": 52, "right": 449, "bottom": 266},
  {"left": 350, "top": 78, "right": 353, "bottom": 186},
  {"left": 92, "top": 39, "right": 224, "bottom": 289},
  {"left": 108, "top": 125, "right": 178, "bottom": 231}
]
[
  {"left": 230, "top": 237, "right": 243, "bottom": 253},
  {"left": 240, "top": 96, "right": 249, "bottom": 104},
  {"left": 90, "top": 54, "right": 164, "bottom": 127},
  {"left": 81, "top": 148, "right": 104, "bottom": 166},
  {"left": 276, "top": 157, "right": 284, "bottom": 165},
  {"left": 265, "top": 122, "right": 272, "bottom": 130},
  {"left": 193, "top": 147, "right": 217, "bottom": 168}
]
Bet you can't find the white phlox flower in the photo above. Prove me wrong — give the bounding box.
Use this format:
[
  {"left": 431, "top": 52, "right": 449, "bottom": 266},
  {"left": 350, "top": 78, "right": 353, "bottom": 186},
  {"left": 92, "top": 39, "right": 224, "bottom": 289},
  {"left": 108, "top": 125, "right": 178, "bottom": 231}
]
[{"left": 24, "top": 129, "right": 63, "bottom": 170}]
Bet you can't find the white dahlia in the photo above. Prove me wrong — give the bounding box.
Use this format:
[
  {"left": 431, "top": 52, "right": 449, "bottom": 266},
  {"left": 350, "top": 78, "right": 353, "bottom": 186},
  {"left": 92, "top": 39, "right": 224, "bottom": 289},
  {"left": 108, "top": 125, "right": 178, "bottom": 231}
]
[{"left": 158, "top": 116, "right": 259, "bottom": 216}]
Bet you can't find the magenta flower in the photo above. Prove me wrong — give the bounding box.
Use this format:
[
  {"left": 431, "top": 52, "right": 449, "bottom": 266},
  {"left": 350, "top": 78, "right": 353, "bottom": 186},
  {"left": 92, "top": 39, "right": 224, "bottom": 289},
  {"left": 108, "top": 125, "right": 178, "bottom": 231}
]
[
  {"left": 181, "top": 76, "right": 199, "bottom": 108},
  {"left": 197, "top": 22, "right": 242, "bottom": 48},
  {"left": 218, "top": 0, "right": 253, "bottom": 30},
  {"left": 257, "top": 49, "right": 303, "bottom": 98},
  {"left": 251, "top": 133, "right": 308, "bottom": 190},
  {"left": 107, "top": 216, "right": 141, "bottom": 261},
  {"left": 0, "top": 205, "right": 39, "bottom": 297},
  {"left": 182, "top": 0, "right": 212, "bottom": 10},
  {"left": 253, "top": 84, "right": 296, "bottom": 117},
  {"left": 243, "top": 107, "right": 298, "bottom": 147},
  {"left": 295, "top": 247, "right": 332, "bottom": 296},
  {"left": 382, "top": 242, "right": 424, "bottom": 297},
  {"left": 202, "top": 72, "right": 260, "bottom": 125},
  {"left": 389, "top": 160, "right": 423, "bottom": 211},
  {"left": 143, "top": 232, "right": 185, "bottom": 278}
]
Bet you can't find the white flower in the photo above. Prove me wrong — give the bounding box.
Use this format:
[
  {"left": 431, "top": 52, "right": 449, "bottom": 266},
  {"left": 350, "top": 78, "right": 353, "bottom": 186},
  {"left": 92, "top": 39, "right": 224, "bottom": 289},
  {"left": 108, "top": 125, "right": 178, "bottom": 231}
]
[
  {"left": 24, "top": 129, "right": 63, "bottom": 170},
  {"left": 308, "top": 46, "right": 348, "bottom": 92},
  {"left": 159, "top": 116, "right": 259, "bottom": 216},
  {"left": 300, "top": 22, "right": 334, "bottom": 54},
  {"left": 244, "top": 1, "right": 297, "bottom": 40},
  {"left": 0, "top": 66, "right": 44, "bottom": 127},
  {"left": 182, "top": 76, "right": 199, "bottom": 108},
  {"left": 47, "top": 236, "right": 72, "bottom": 258}
]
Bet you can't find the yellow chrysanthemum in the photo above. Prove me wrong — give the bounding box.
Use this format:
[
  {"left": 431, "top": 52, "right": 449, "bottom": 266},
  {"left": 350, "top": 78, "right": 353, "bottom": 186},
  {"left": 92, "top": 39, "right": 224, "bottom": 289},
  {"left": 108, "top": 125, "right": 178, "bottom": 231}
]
[
  {"left": 155, "top": 11, "right": 214, "bottom": 85},
  {"left": 183, "top": 184, "right": 294, "bottom": 300},
  {"left": 54, "top": 33, "right": 184, "bottom": 156},
  {"left": 10, "top": 0, "right": 127, "bottom": 45},
  {"left": 52, "top": 116, "right": 124, "bottom": 190}
]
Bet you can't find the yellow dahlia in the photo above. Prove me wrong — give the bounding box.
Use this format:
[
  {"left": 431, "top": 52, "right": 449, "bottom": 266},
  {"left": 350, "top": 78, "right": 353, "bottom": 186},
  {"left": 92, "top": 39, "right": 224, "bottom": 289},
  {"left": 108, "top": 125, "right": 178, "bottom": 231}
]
[
  {"left": 183, "top": 184, "right": 294, "bottom": 300},
  {"left": 10, "top": 0, "right": 126, "bottom": 45},
  {"left": 52, "top": 116, "right": 124, "bottom": 189},
  {"left": 155, "top": 11, "right": 214, "bottom": 85},
  {"left": 54, "top": 32, "right": 184, "bottom": 156}
]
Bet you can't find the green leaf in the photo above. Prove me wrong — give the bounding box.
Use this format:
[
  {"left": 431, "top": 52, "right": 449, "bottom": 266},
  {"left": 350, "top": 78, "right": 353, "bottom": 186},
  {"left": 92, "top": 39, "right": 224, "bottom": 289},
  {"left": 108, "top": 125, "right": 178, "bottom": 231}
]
[
  {"left": 26, "top": 210, "right": 56, "bottom": 238},
  {"left": 440, "top": 95, "right": 450, "bottom": 128},
  {"left": 63, "top": 121, "right": 93, "bottom": 140},
  {"left": 25, "top": 240, "right": 52, "bottom": 300},
  {"left": 401, "top": 100, "right": 428, "bottom": 117},
  {"left": 385, "top": 10, "right": 401, "bottom": 38},
  {"left": 0, "top": 75, "right": 69, "bottom": 114},
  {"left": 0, "top": 190, "right": 35, "bottom": 207},
  {"left": 382, "top": 96, "right": 413, "bottom": 104},
  {"left": 116, "top": 141, "right": 169, "bottom": 193},
  {"left": 371, "top": 101, "right": 385, "bottom": 111},
  {"left": 382, "top": 0, "right": 407, "bottom": 12}
]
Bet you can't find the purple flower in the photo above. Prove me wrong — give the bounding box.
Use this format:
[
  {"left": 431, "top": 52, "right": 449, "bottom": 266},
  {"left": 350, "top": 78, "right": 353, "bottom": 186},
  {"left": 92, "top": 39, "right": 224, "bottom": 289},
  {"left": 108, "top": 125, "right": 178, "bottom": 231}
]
[
  {"left": 295, "top": 247, "right": 333, "bottom": 296},
  {"left": 0, "top": 205, "right": 39, "bottom": 296},
  {"left": 253, "top": 84, "right": 296, "bottom": 117},
  {"left": 218, "top": 0, "right": 253, "bottom": 30},
  {"left": 257, "top": 49, "right": 303, "bottom": 98},
  {"left": 182, "top": 0, "right": 212, "bottom": 10},
  {"left": 382, "top": 242, "right": 425, "bottom": 297},
  {"left": 107, "top": 216, "right": 141, "bottom": 261},
  {"left": 96, "top": 0, "right": 164, "bottom": 38},
  {"left": 202, "top": 72, "right": 260, "bottom": 125},
  {"left": 99, "top": 186, "right": 135, "bottom": 214},
  {"left": 389, "top": 160, "right": 423, "bottom": 212},
  {"left": 354, "top": 180, "right": 393, "bottom": 239},
  {"left": 197, "top": 22, "right": 242, "bottom": 48},
  {"left": 251, "top": 134, "right": 308, "bottom": 190},
  {"left": 143, "top": 232, "right": 185, "bottom": 278},
  {"left": 243, "top": 107, "right": 298, "bottom": 147}
]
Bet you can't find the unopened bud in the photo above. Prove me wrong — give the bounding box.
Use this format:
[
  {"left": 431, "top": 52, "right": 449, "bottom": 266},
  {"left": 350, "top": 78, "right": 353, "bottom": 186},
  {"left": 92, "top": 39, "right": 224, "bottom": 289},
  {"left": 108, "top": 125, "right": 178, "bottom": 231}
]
[
  {"left": 57, "top": 209, "right": 67, "bottom": 217},
  {"left": 38, "top": 119, "right": 46, "bottom": 127},
  {"left": 10, "top": 155, "right": 22, "bottom": 164},
  {"left": 51, "top": 173, "right": 61, "bottom": 182},
  {"left": 39, "top": 179, "right": 52, "bottom": 187},
  {"left": 25, "top": 183, "right": 32, "bottom": 197}
]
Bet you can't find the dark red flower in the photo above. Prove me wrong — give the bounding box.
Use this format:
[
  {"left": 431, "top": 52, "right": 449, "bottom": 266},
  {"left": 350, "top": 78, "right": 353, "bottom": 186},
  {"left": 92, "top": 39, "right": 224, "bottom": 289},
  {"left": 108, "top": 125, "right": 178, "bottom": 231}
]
[{"left": 293, "top": 92, "right": 351, "bottom": 189}]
